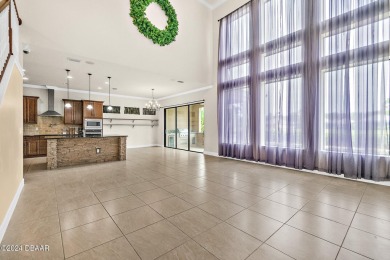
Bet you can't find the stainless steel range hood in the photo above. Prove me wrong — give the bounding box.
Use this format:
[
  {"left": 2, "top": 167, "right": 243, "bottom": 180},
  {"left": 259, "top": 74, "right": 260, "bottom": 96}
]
[{"left": 39, "top": 89, "right": 62, "bottom": 117}]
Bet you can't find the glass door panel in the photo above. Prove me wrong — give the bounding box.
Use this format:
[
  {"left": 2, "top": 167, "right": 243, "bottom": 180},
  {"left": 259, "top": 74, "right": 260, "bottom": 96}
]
[
  {"left": 190, "top": 103, "right": 205, "bottom": 152},
  {"left": 165, "top": 108, "right": 176, "bottom": 148},
  {"left": 176, "top": 106, "right": 189, "bottom": 150}
]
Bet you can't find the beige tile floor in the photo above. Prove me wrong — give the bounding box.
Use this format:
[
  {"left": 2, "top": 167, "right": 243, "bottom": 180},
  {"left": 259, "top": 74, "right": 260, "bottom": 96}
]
[{"left": 2, "top": 147, "right": 390, "bottom": 259}]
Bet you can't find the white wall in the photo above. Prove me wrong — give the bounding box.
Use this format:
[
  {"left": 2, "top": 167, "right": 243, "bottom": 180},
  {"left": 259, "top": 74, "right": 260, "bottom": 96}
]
[{"left": 23, "top": 86, "right": 159, "bottom": 148}]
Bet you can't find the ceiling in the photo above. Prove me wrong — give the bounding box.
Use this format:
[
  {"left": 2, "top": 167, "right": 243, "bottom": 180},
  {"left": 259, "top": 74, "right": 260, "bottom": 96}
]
[
  {"left": 198, "top": 0, "right": 228, "bottom": 9},
  {"left": 18, "top": 0, "right": 213, "bottom": 99}
]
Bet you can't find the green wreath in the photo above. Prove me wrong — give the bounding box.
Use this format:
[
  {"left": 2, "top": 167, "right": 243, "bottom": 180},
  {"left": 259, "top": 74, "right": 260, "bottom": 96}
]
[{"left": 130, "top": 0, "right": 179, "bottom": 46}]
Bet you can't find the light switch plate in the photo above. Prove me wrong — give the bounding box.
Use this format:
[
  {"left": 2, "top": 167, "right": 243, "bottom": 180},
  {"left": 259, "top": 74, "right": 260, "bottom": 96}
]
[{"left": 96, "top": 148, "right": 101, "bottom": 154}]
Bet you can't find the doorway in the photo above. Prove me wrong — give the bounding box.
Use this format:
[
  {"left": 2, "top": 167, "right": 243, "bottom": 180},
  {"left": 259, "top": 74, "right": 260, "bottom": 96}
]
[{"left": 164, "top": 102, "right": 205, "bottom": 153}]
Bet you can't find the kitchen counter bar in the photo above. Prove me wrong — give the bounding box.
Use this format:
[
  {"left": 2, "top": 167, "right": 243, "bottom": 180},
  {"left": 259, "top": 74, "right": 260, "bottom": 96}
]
[{"left": 47, "top": 136, "right": 127, "bottom": 169}]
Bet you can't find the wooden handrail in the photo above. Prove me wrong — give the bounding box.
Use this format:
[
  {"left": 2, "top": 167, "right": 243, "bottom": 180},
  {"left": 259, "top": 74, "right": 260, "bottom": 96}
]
[
  {"left": 13, "top": 0, "right": 21, "bottom": 25},
  {"left": 0, "top": 0, "right": 22, "bottom": 83},
  {"left": 0, "top": 0, "right": 10, "bottom": 13}
]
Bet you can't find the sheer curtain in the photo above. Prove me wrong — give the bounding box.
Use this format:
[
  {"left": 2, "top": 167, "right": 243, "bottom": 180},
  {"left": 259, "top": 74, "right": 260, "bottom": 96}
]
[
  {"left": 218, "top": 0, "right": 390, "bottom": 181},
  {"left": 218, "top": 3, "right": 253, "bottom": 159},
  {"left": 318, "top": 0, "right": 390, "bottom": 180}
]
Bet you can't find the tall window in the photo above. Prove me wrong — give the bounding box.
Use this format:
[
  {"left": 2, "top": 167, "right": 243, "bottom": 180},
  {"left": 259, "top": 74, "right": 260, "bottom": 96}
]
[{"left": 218, "top": 0, "right": 390, "bottom": 180}]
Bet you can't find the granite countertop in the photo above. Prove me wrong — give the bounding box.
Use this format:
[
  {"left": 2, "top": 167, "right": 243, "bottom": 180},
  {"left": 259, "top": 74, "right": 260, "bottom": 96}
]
[
  {"left": 44, "top": 135, "right": 128, "bottom": 140},
  {"left": 24, "top": 134, "right": 127, "bottom": 139}
]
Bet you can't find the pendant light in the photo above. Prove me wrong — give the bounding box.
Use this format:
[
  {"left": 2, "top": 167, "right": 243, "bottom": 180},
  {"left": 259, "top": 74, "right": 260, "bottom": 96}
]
[
  {"left": 64, "top": 69, "right": 72, "bottom": 108},
  {"left": 87, "top": 73, "right": 93, "bottom": 110},
  {"left": 145, "top": 89, "right": 160, "bottom": 111},
  {"left": 107, "top": 76, "right": 113, "bottom": 111}
]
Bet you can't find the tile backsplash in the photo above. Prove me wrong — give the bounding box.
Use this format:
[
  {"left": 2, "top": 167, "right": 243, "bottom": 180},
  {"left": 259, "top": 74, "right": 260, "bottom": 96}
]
[{"left": 24, "top": 116, "right": 82, "bottom": 135}]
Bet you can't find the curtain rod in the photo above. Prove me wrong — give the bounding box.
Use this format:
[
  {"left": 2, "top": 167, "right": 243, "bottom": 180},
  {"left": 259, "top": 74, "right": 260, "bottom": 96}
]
[
  {"left": 162, "top": 100, "right": 205, "bottom": 109},
  {"left": 217, "top": 0, "right": 252, "bottom": 22}
]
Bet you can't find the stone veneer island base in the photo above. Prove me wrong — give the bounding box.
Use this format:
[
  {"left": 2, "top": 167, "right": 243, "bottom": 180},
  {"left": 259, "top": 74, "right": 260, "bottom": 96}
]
[{"left": 47, "top": 136, "right": 127, "bottom": 169}]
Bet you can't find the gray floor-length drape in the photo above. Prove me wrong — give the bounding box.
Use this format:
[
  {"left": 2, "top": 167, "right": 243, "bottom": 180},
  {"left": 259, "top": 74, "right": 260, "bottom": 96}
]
[{"left": 218, "top": 0, "right": 390, "bottom": 181}]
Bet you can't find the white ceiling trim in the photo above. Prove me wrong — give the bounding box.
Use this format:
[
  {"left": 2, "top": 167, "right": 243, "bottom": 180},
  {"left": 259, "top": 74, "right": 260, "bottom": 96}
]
[
  {"left": 23, "top": 84, "right": 150, "bottom": 101},
  {"left": 24, "top": 84, "right": 214, "bottom": 101},
  {"left": 196, "top": 0, "right": 228, "bottom": 9},
  {"left": 157, "top": 85, "right": 213, "bottom": 101}
]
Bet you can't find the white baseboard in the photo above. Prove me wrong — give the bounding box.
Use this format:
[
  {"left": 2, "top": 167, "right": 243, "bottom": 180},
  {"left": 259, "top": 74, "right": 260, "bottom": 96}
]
[
  {"left": 127, "top": 144, "right": 161, "bottom": 149},
  {"left": 0, "top": 179, "right": 24, "bottom": 243},
  {"left": 204, "top": 151, "right": 219, "bottom": 157}
]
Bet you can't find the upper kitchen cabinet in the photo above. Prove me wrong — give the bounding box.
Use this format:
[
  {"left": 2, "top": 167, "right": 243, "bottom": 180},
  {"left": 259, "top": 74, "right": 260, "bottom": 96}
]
[
  {"left": 82, "top": 101, "right": 104, "bottom": 119},
  {"left": 23, "top": 96, "right": 39, "bottom": 124},
  {"left": 63, "top": 100, "right": 83, "bottom": 125}
]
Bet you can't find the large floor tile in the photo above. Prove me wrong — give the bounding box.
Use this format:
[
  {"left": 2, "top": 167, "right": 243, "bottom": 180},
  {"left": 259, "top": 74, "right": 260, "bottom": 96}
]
[
  {"left": 126, "top": 220, "right": 189, "bottom": 260},
  {"left": 178, "top": 189, "right": 218, "bottom": 206},
  {"left": 194, "top": 222, "right": 261, "bottom": 260},
  {"left": 62, "top": 218, "right": 122, "bottom": 258},
  {"left": 95, "top": 187, "right": 132, "bottom": 202},
  {"left": 135, "top": 188, "right": 174, "bottom": 204},
  {"left": 343, "top": 228, "right": 390, "bottom": 259},
  {"left": 112, "top": 205, "right": 164, "bottom": 234},
  {"left": 249, "top": 200, "right": 298, "bottom": 223},
  {"left": 247, "top": 244, "right": 293, "bottom": 260},
  {"left": 127, "top": 182, "right": 158, "bottom": 194},
  {"left": 163, "top": 183, "right": 198, "bottom": 196},
  {"left": 239, "top": 184, "right": 276, "bottom": 197},
  {"left": 267, "top": 225, "right": 340, "bottom": 260},
  {"left": 357, "top": 202, "right": 390, "bottom": 222},
  {"left": 151, "top": 177, "right": 179, "bottom": 187},
  {"left": 302, "top": 201, "right": 355, "bottom": 226},
  {"left": 60, "top": 204, "right": 109, "bottom": 231},
  {"left": 157, "top": 240, "right": 218, "bottom": 260},
  {"left": 68, "top": 237, "right": 140, "bottom": 260},
  {"left": 223, "top": 190, "right": 263, "bottom": 207},
  {"left": 336, "top": 248, "right": 370, "bottom": 260},
  {"left": 315, "top": 192, "right": 361, "bottom": 211},
  {"left": 149, "top": 197, "right": 193, "bottom": 218},
  {"left": 227, "top": 209, "right": 283, "bottom": 242},
  {"left": 198, "top": 198, "right": 244, "bottom": 220},
  {"left": 287, "top": 211, "right": 349, "bottom": 245},
  {"left": 168, "top": 207, "right": 221, "bottom": 237},
  {"left": 57, "top": 193, "right": 100, "bottom": 213},
  {"left": 351, "top": 213, "right": 390, "bottom": 240},
  {"left": 102, "top": 195, "right": 145, "bottom": 216},
  {"left": 267, "top": 191, "right": 310, "bottom": 209}
]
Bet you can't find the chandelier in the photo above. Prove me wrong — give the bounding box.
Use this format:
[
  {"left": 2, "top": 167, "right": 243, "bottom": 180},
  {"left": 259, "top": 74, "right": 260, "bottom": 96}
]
[{"left": 145, "top": 89, "right": 160, "bottom": 111}]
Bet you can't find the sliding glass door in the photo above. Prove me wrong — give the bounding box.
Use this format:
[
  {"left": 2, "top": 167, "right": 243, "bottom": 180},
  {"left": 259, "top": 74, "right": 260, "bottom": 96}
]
[
  {"left": 190, "top": 103, "right": 204, "bottom": 152},
  {"left": 164, "top": 103, "right": 204, "bottom": 153},
  {"left": 165, "top": 108, "right": 176, "bottom": 148}
]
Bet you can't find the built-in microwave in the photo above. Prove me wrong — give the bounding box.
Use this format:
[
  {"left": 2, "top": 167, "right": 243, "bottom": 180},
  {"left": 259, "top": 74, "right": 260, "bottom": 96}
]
[{"left": 84, "top": 119, "right": 103, "bottom": 130}]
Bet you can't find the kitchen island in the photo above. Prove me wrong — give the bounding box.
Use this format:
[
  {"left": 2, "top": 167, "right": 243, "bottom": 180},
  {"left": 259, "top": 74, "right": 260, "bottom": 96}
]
[{"left": 46, "top": 135, "right": 127, "bottom": 169}]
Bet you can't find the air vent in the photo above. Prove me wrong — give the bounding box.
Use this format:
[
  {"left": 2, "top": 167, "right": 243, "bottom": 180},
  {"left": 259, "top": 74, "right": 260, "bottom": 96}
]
[
  {"left": 67, "top": 58, "right": 81, "bottom": 63},
  {"left": 86, "top": 61, "right": 95, "bottom": 65},
  {"left": 112, "top": 88, "right": 118, "bottom": 91}
]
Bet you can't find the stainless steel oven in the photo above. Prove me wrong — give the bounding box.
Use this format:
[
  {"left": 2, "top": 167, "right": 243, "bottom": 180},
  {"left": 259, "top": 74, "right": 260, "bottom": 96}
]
[
  {"left": 84, "top": 119, "right": 103, "bottom": 137},
  {"left": 84, "top": 119, "right": 103, "bottom": 130}
]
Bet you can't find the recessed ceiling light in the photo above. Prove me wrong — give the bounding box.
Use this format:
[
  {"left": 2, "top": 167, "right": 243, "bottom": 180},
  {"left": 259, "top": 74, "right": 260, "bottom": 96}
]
[
  {"left": 67, "top": 57, "right": 81, "bottom": 63},
  {"left": 23, "top": 77, "right": 29, "bottom": 80},
  {"left": 105, "top": 82, "right": 109, "bottom": 85},
  {"left": 97, "top": 87, "right": 102, "bottom": 90}
]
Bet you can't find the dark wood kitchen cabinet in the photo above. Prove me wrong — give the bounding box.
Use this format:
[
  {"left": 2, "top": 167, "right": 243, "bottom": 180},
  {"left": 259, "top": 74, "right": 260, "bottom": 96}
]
[
  {"left": 23, "top": 96, "right": 39, "bottom": 124},
  {"left": 82, "top": 100, "right": 104, "bottom": 119},
  {"left": 23, "top": 136, "right": 47, "bottom": 158},
  {"left": 63, "top": 99, "right": 83, "bottom": 125}
]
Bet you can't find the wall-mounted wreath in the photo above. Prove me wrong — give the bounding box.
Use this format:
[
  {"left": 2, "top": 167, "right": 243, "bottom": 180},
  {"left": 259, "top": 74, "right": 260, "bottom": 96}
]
[{"left": 130, "top": 0, "right": 179, "bottom": 46}]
